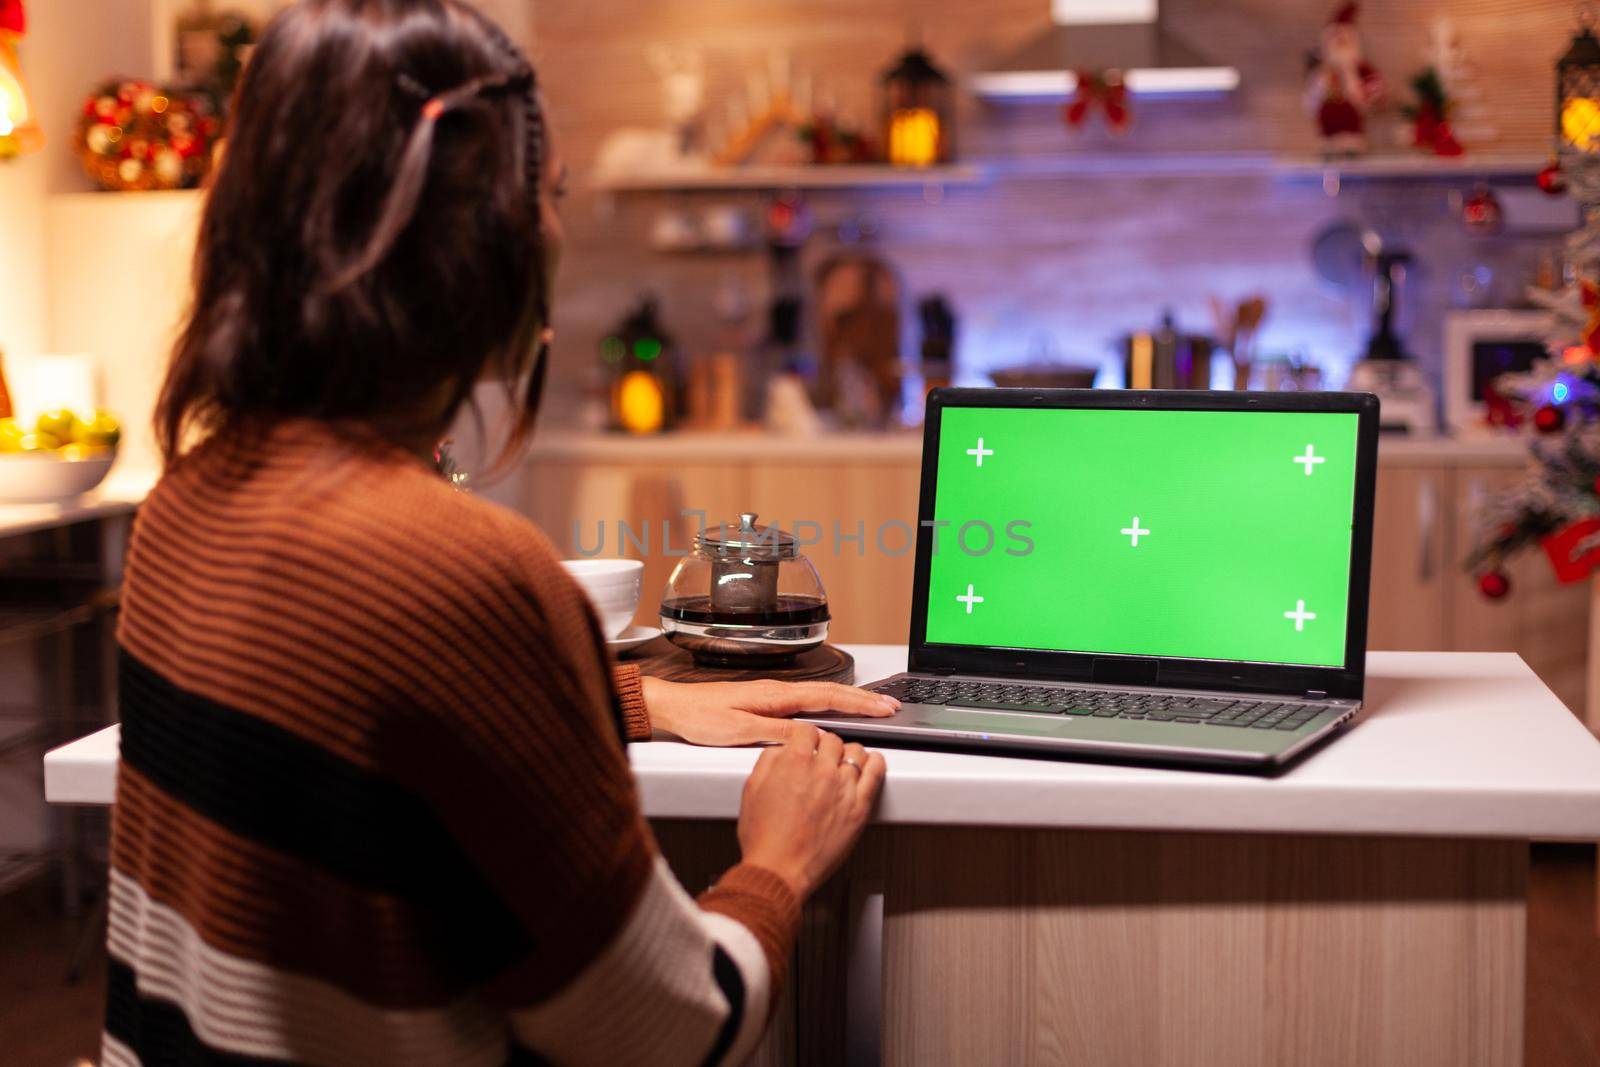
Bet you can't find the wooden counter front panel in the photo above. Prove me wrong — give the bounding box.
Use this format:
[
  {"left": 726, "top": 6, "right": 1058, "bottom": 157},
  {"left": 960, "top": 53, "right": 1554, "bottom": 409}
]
[
  {"left": 879, "top": 828, "right": 1525, "bottom": 1067},
  {"left": 652, "top": 821, "right": 1527, "bottom": 1067}
]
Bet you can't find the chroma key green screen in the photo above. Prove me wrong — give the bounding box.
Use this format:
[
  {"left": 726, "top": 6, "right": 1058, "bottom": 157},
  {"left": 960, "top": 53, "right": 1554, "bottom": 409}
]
[{"left": 924, "top": 406, "right": 1361, "bottom": 667}]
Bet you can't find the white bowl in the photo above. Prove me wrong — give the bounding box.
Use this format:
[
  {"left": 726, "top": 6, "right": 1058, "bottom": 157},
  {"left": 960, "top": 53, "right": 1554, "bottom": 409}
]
[
  {"left": 561, "top": 558, "right": 644, "bottom": 638},
  {"left": 0, "top": 449, "right": 117, "bottom": 504}
]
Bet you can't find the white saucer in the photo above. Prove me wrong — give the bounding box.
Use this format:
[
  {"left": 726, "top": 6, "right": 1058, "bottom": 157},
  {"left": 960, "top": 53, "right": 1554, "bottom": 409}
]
[{"left": 608, "top": 625, "right": 662, "bottom": 652}]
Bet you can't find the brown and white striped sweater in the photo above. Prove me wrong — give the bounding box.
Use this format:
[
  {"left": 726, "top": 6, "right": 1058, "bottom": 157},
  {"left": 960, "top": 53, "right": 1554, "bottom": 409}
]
[{"left": 107, "top": 419, "right": 799, "bottom": 1067}]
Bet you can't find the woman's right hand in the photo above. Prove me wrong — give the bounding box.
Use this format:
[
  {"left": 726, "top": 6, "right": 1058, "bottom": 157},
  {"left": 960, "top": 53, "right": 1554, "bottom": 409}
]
[{"left": 735, "top": 724, "right": 886, "bottom": 899}]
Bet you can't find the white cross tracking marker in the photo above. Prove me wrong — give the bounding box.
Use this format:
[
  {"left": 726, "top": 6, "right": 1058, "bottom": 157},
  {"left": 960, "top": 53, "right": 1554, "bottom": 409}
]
[
  {"left": 967, "top": 437, "right": 994, "bottom": 467},
  {"left": 1284, "top": 600, "right": 1317, "bottom": 631},
  {"left": 1120, "top": 517, "right": 1150, "bottom": 547},
  {"left": 1293, "top": 444, "right": 1325, "bottom": 476},
  {"left": 956, "top": 584, "right": 984, "bottom": 614}
]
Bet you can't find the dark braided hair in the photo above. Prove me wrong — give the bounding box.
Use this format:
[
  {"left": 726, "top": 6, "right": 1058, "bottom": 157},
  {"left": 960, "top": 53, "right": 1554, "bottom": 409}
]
[
  {"left": 157, "top": 0, "right": 554, "bottom": 464},
  {"left": 475, "top": 12, "right": 553, "bottom": 434}
]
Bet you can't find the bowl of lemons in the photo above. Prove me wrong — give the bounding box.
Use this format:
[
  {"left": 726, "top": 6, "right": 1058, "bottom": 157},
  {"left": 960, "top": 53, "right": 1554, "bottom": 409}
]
[{"left": 0, "top": 408, "right": 122, "bottom": 505}]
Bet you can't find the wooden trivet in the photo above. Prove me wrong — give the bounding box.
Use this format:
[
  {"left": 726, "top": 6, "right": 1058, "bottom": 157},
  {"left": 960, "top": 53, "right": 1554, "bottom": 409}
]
[{"left": 622, "top": 637, "right": 854, "bottom": 685}]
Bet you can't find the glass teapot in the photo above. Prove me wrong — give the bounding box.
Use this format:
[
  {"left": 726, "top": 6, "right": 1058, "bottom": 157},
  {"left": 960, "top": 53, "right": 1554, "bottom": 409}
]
[{"left": 660, "top": 512, "right": 829, "bottom": 667}]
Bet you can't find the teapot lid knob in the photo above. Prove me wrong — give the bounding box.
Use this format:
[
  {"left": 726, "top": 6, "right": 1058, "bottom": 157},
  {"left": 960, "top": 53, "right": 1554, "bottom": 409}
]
[{"left": 739, "top": 512, "right": 758, "bottom": 530}]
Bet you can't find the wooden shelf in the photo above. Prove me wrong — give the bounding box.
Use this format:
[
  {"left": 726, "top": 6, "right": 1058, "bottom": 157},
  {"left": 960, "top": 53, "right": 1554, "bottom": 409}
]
[
  {"left": 591, "top": 163, "right": 990, "bottom": 192},
  {"left": 593, "top": 152, "right": 1548, "bottom": 192},
  {"left": 1271, "top": 151, "right": 1548, "bottom": 182},
  {"left": 986, "top": 152, "right": 1277, "bottom": 179},
  {"left": 990, "top": 151, "right": 1548, "bottom": 182}
]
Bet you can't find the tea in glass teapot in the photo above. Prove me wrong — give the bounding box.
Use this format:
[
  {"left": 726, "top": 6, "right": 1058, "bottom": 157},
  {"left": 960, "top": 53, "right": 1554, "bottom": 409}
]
[{"left": 659, "top": 512, "right": 829, "bottom": 667}]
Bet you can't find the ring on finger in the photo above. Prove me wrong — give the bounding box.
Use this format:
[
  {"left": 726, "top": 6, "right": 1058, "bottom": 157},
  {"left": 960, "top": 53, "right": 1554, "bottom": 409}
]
[{"left": 842, "top": 755, "right": 861, "bottom": 771}]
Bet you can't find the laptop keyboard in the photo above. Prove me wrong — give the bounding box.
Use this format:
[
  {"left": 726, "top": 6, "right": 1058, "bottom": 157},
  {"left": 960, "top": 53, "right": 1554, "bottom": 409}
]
[{"left": 867, "top": 678, "right": 1325, "bottom": 730}]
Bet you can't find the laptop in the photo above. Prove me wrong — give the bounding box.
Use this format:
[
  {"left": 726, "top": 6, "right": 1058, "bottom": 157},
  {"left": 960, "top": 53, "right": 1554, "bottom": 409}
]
[{"left": 800, "top": 387, "right": 1379, "bottom": 772}]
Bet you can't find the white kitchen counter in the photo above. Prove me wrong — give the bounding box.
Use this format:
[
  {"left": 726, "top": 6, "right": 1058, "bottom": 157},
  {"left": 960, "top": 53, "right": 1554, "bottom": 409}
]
[
  {"left": 0, "top": 467, "right": 158, "bottom": 540},
  {"left": 45, "top": 646, "right": 1600, "bottom": 841}
]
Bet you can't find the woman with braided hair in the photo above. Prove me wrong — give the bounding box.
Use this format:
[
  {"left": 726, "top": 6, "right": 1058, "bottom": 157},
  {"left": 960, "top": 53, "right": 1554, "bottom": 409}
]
[{"left": 108, "top": 2, "right": 890, "bottom": 1064}]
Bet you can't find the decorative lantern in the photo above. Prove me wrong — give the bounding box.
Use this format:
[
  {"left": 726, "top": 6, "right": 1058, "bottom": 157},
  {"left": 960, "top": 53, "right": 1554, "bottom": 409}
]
[
  {"left": 0, "top": 1, "right": 43, "bottom": 160},
  {"left": 603, "top": 298, "right": 678, "bottom": 435},
  {"left": 881, "top": 46, "right": 953, "bottom": 168},
  {"left": 1557, "top": 8, "right": 1600, "bottom": 155}
]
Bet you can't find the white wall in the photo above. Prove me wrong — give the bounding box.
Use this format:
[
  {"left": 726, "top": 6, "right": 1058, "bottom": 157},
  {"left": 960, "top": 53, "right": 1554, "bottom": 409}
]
[
  {"left": 0, "top": 0, "right": 154, "bottom": 867},
  {"left": 45, "top": 191, "right": 201, "bottom": 473},
  {"left": 0, "top": 151, "right": 48, "bottom": 364},
  {"left": 0, "top": 0, "right": 155, "bottom": 388}
]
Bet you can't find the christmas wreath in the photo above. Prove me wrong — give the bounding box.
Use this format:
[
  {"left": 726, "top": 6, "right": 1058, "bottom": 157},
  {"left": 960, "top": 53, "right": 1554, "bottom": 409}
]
[{"left": 74, "top": 78, "right": 218, "bottom": 191}]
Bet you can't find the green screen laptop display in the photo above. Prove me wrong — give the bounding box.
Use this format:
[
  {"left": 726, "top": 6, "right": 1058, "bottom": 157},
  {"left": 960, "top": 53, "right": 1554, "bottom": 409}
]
[{"left": 925, "top": 406, "right": 1360, "bottom": 668}]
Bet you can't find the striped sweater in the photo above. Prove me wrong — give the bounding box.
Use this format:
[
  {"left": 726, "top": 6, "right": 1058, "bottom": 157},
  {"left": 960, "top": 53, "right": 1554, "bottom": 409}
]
[{"left": 107, "top": 419, "right": 799, "bottom": 1067}]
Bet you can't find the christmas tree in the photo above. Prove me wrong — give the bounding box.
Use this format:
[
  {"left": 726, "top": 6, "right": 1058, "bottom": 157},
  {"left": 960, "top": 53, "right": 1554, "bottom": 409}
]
[{"left": 1465, "top": 153, "right": 1600, "bottom": 596}]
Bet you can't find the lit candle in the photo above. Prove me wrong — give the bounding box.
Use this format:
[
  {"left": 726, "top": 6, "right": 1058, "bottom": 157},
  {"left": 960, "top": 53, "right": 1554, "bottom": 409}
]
[
  {"left": 888, "top": 107, "right": 940, "bottom": 167},
  {"left": 616, "top": 369, "right": 665, "bottom": 434},
  {"left": 1563, "top": 95, "right": 1600, "bottom": 152}
]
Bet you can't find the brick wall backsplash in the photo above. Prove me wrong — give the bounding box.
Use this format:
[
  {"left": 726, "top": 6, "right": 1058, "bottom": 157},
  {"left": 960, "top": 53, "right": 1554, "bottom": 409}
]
[{"left": 531, "top": 0, "right": 1574, "bottom": 417}]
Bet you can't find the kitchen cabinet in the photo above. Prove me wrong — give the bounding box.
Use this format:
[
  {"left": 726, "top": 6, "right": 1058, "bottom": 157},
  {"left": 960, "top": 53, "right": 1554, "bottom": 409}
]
[
  {"left": 1367, "top": 465, "right": 1449, "bottom": 651},
  {"left": 746, "top": 461, "right": 923, "bottom": 646},
  {"left": 517, "top": 434, "right": 1590, "bottom": 721},
  {"left": 517, "top": 434, "right": 926, "bottom": 647},
  {"left": 517, "top": 454, "right": 751, "bottom": 647},
  {"left": 1450, "top": 465, "right": 1589, "bottom": 716}
]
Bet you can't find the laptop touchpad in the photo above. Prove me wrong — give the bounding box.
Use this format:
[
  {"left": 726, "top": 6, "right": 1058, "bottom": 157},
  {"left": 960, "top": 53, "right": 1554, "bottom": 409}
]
[{"left": 926, "top": 709, "right": 1077, "bottom": 737}]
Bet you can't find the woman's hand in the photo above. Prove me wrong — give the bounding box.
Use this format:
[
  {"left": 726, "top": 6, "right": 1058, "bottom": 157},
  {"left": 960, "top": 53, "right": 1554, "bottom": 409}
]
[
  {"left": 737, "top": 725, "right": 886, "bottom": 898},
  {"left": 640, "top": 676, "right": 898, "bottom": 747}
]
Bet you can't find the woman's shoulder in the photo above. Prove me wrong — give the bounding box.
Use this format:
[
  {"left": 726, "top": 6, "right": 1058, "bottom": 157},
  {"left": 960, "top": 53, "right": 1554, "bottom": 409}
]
[
  {"left": 351, "top": 459, "right": 568, "bottom": 590},
  {"left": 354, "top": 469, "right": 607, "bottom": 688},
  {"left": 149, "top": 420, "right": 582, "bottom": 621}
]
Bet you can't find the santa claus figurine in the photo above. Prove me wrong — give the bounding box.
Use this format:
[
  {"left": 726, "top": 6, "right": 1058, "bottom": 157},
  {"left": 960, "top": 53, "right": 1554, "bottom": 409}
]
[{"left": 1304, "top": 3, "right": 1384, "bottom": 156}]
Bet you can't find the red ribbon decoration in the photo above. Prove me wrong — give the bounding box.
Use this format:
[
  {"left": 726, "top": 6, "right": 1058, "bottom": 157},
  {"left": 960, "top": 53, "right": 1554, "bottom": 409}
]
[
  {"left": 1064, "top": 69, "right": 1130, "bottom": 131},
  {"left": 1581, "top": 278, "right": 1600, "bottom": 356},
  {"left": 1543, "top": 518, "right": 1600, "bottom": 583},
  {"left": 0, "top": 1, "right": 25, "bottom": 36}
]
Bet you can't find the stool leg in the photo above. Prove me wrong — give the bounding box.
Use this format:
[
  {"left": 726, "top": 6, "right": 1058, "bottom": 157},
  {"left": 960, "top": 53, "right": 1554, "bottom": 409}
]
[{"left": 66, "top": 885, "right": 109, "bottom": 985}]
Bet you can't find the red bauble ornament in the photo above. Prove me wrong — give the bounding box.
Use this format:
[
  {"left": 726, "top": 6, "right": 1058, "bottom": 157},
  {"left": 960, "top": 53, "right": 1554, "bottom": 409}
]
[
  {"left": 1478, "top": 571, "right": 1511, "bottom": 599},
  {"left": 1461, "top": 186, "right": 1503, "bottom": 236},
  {"left": 1534, "top": 404, "right": 1565, "bottom": 433},
  {"left": 1537, "top": 161, "right": 1568, "bottom": 196}
]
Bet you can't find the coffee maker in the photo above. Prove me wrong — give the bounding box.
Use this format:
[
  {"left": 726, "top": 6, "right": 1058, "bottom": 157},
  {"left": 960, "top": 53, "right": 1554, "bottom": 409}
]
[{"left": 1345, "top": 250, "right": 1436, "bottom": 434}]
